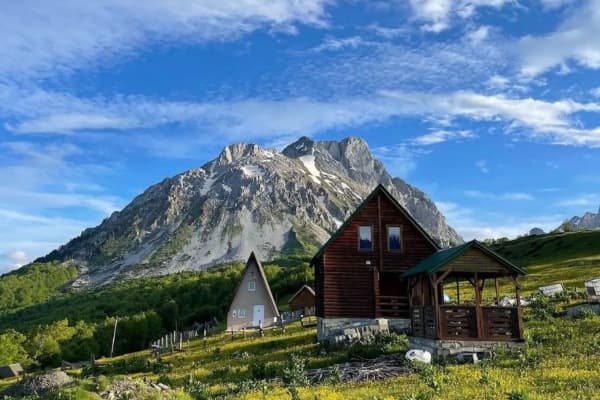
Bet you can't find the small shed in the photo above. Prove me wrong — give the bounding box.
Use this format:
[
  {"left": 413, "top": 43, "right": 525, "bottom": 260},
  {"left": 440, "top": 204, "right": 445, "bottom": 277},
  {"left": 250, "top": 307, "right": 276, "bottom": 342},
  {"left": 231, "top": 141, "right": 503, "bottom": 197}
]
[
  {"left": 288, "top": 285, "right": 316, "bottom": 315},
  {"left": 0, "top": 363, "right": 24, "bottom": 379}
]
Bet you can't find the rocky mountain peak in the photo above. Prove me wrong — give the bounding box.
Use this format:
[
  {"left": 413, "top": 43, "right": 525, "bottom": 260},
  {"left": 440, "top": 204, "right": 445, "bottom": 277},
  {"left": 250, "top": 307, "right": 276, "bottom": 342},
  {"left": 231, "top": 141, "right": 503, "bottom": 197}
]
[
  {"left": 216, "top": 143, "right": 263, "bottom": 165},
  {"left": 38, "top": 135, "right": 462, "bottom": 288},
  {"left": 282, "top": 136, "right": 315, "bottom": 158}
]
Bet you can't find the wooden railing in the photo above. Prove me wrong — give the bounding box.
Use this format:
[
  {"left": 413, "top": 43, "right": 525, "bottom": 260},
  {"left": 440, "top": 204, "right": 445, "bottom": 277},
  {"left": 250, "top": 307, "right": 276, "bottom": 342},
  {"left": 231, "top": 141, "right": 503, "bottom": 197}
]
[
  {"left": 439, "top": 305, "right": 478, "bottom": 339},
  {"left": 410, "top": 306, "right": 437, "bottom": 338},
  {"left": 482, "top": 307, "right": 520, "bottom": 339},
  {"left": 377, "top": 295, "right": 409, "bottom": 318},
  {"left": 410, "top": 305, "right": 522, "bottom": 341}
]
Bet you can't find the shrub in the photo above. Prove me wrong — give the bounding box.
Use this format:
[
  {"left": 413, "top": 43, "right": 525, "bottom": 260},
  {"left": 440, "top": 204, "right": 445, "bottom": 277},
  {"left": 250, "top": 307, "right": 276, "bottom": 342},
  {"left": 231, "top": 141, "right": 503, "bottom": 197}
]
[{"left": 507, "top": 391, "right": 529, "bottom": 400}]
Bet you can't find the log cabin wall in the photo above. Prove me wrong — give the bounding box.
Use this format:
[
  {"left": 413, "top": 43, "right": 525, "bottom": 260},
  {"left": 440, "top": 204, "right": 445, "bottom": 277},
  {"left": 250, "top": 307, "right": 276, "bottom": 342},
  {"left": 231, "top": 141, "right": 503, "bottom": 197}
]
[{"left": 317, "top": 192, "right": 439, "bottom": 318}]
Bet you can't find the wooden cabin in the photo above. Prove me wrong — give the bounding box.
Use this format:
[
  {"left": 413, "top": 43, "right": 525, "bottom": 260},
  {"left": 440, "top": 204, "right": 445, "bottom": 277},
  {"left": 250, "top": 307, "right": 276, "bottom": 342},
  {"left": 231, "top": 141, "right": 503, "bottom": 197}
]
[
  {"left": 288, "top": 285, "right": 316, "bottom": 315},
  {"left": 227, "top": 252, "right": 280, "bottom": 331},
  {"left": 312, "top": 184, "right": 526, "bottom": 355}
]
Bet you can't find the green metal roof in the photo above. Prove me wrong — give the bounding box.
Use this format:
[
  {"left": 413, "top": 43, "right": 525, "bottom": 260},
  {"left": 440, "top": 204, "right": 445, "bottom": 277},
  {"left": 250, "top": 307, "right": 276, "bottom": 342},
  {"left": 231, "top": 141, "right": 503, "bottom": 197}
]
[
  {"left": 310, "top": 184, "right": 441, "bottom": 265},
  {"left": 402, "top": 240, "right": 526, "bottom": 278}
]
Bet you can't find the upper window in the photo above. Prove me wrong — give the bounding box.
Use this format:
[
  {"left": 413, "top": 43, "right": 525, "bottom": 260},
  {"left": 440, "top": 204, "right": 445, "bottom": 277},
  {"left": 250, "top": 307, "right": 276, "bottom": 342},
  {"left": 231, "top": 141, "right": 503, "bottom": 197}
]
[
  {"left": 388, "top": 226, "right": 402, "bottom": 252},
  {"left": 358, "top": 226, "right": 373, "bottom": 251},
  {"left": 248, "top": 281, "right": 256, "bottom": 292},
  {"left": 238, "top": 309, "right": 246, "bottom": 319}
]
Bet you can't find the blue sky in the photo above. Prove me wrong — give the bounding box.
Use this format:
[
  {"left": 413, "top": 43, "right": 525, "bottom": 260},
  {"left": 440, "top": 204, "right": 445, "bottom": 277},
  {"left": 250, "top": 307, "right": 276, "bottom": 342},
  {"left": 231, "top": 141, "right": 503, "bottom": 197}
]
[{"left": 1, "top": 0, "right": 600, "bottom": 272}]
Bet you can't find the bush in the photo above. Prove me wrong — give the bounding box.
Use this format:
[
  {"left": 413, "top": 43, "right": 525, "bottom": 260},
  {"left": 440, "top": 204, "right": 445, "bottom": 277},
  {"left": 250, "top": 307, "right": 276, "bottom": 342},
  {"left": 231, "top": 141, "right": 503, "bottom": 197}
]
[
  {"left": 507, "top": 391, "right": 529, "bottom": 400},
  {"left": 346, "top": 332, "right": 407, "bottom": 359}
]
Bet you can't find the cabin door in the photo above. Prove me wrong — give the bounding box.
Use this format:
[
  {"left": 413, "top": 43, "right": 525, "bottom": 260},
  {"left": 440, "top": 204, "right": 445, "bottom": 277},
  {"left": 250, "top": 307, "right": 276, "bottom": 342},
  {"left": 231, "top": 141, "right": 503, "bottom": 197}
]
[{"left": 253, "top": 305, "right": 265, "bottom": 326}]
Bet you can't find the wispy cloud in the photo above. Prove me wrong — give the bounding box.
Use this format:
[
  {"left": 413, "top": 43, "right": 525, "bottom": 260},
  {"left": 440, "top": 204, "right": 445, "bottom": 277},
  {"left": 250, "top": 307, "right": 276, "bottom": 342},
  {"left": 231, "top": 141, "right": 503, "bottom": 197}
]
[
  {"left": 408, "top": 0, "right": 511, "bottom": 33},
  {"left": 475, "top": 160, "right": 489, "bottom": 174},
  {"left": 0, "top": 0, "right": 330, "bottom": 82},
  {"left": 412, "top": 129, "right": 475, "bottom": 145},
  {"left": 436, "top": 201, "right": 560, "bottom": 240},
  {"left": 464, "top": 190, "right": 534, "bottom": 201},
  {"left": 555, "top": 194, "right": 600, "bottom": 208},
  {"left": 518, "top": 0, "right": 600, "bottom": 77}
]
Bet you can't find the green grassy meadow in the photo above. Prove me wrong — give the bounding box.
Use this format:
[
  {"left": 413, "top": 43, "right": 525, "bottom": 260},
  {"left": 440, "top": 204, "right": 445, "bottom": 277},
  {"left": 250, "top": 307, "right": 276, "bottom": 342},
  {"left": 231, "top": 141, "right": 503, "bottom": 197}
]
[{"left": 1, "top": 231, "right": 600, "bottom": 399}]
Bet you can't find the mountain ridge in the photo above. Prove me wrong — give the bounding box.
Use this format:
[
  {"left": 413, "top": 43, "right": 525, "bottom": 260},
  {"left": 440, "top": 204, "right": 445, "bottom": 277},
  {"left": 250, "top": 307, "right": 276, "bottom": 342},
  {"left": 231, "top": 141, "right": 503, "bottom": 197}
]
[{"left": 38, "top": 136, "right": 462, "bottom": 287}]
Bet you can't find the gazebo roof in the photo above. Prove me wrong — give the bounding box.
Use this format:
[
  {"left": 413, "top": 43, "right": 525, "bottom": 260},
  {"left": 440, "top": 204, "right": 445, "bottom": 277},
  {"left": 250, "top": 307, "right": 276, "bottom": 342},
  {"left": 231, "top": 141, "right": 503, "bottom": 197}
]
[{"left": 402, "top": 240, "right": 526, "bottom": 278}]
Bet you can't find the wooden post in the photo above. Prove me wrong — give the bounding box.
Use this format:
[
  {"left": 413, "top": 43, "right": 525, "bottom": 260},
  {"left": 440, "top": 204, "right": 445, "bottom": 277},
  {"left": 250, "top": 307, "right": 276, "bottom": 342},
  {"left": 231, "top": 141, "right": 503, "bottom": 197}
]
[
  {"left": 514, "top": 276, "right": 524, "bottom": 339},
  {"left": 110, "top": 317, "right": 118, "bottom": 358},
  {"left": 495, "top": 278, "right": 500, "bottom": 306},
  {"left": 431, "top": 274, "right": 441, "bottom": 339},
  {"left": 456, "top": 278, "right": 460, "bottom": 304},
  {"left": 474, "top": 273, "right": 483, "bottom": 339}
]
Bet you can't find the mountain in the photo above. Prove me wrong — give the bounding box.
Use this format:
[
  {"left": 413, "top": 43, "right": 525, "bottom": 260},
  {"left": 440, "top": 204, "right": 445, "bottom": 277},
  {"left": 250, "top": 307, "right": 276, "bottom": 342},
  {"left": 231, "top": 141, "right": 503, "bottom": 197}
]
[
  {"left": 563, "top": 206, "right": 600, "bottom": 231},
  {"left": 38, "top": 136, "right": 462, "bottom": 287}
]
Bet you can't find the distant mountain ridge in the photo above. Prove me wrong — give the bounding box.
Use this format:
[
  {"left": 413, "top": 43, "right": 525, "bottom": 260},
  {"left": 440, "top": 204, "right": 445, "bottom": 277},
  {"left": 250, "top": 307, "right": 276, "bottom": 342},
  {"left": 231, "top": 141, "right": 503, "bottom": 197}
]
[
  {"left": 564, "top": 205, "right": 600, "bottom": 231},
  {"left": 38, "top": 136, "right": 462, "bottom": 287}
]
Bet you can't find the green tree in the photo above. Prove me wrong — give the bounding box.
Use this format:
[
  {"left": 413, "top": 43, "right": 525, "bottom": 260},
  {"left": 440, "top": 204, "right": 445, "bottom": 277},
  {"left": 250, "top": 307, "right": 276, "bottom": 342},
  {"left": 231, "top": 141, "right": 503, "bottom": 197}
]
[{"left": 0, "top": 329, "right": 31, "bottom": 366}]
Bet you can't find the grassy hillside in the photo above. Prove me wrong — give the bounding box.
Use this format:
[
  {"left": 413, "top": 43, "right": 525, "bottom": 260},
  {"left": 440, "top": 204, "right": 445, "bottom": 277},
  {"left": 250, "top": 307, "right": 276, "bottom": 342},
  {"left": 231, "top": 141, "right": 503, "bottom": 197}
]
[
  {"left": 491, "top": 231, "right": 600, "bottom": 294},
  {"left": 0, "top": 231, "right": 599, "bottom": 399}
]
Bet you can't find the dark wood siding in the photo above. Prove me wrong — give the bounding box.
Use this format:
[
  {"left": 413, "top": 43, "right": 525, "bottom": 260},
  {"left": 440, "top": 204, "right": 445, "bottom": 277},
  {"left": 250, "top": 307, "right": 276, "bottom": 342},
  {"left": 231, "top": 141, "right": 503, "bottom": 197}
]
[
  {"left": 289, "top": 288, "right": 315, "bottom": 310},
  {"left": 319, "top": 192, "right": 438, "bottom": 318},
  {"left": 445, "top": 248, "right": 513, "bottom": 276}
]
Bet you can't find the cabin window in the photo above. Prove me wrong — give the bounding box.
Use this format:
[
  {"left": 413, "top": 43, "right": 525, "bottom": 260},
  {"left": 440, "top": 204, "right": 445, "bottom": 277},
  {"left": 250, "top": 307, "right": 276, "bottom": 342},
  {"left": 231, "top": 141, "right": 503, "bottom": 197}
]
[
  {"left": 238, "top": 309, "right": 246, "bottom": 319},
  {"left": 358, "top": 226, "right": 373, "bottom": 251},
  {"left": 388, "top": 226, "right": 402, "bottom": 252},
  {"left": 248, "top": 281, "right": 256, "bottom": 292},
  {"left": 232, "top": 310, "right": 237, "bottom": 318}
]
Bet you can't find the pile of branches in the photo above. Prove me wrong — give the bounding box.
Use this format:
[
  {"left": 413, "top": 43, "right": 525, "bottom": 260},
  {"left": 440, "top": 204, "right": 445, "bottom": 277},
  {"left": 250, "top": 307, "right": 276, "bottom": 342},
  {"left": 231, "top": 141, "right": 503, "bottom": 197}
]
[{"left": 306, "top": 354, "right": 411, "bottom": 383}]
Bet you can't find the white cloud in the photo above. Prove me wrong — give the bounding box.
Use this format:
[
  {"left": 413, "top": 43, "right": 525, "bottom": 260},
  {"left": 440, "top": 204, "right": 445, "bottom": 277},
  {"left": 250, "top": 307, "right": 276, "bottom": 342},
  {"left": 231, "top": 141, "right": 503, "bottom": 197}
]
[
  {"left": 408, "top": 0, "right": 511, "bottom": 33},
  {"left": 475, "top": 160, "right": 489, "bottom": 173},
  {"left": 555, "top": 194, "right": 600, "bottom": 207},
  {"left": 0, "top": 250, "right": 29, "bottom": 270},
  {"left": 590, "top": 87, "right": 600, "bottom": 98},
  {"left": 311, "top": 36, "right": 374, "bottom": 52},
  {"left": 372, "top": 144, "right": 427, "bottom": 177},
  {"left": 366, "top": 24, "right": 408, "bottom": 39},
  {"left": 0, "top": 0, "right": 330, "bottom": 81},
  {"left": 487, "top": 75, "right": 510, "bottom": 90},
  {"left": 380, "top": 90, "right": 600, "bottom": 147},
  {"left": 4, "top": 85, "right": 600, "bottom": 148},
  {"left": 464, "top": 190, "right": 534, "bottom": 200},
  {"left": 436, "top": 201, "right": 560, "bottom": 240},
  {"left": 412, "top": 129, "right": 475, "bottom": 145},
  {"left": 518, "top": 0, "right": 600, "bottom": 77}
]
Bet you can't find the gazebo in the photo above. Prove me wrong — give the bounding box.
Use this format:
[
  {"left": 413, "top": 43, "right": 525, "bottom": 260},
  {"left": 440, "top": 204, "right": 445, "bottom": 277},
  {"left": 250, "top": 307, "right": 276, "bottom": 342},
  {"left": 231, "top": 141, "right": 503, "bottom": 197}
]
[{"left": 403, "top": 240, "right": 527, "bottom": 357}]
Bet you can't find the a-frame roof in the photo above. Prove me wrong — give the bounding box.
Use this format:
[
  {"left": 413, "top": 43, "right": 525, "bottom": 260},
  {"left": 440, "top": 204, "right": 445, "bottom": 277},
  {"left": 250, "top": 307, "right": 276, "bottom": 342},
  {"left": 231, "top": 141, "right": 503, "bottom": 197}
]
[
  {"left": 311, "top": 184, "right": 441, "bottom": 264},
  {"left": 234, "top": 251, "right": 280, "bottom": 317},
  {"left": 402, "top": 240, "right": 526, "bottom": 278},
  {"left": 288, "top": 284, "right": 315, "bottom": 304}
]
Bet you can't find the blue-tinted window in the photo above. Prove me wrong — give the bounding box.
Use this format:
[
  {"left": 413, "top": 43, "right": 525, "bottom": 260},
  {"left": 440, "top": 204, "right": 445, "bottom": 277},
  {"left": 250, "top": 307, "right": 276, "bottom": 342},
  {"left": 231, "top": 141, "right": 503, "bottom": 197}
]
[
  {"left": 358, "top": 226, "right": 372, "bottom": 250},
  {"left": 388, "top": 226, "right": 402, "bottom": 251}
]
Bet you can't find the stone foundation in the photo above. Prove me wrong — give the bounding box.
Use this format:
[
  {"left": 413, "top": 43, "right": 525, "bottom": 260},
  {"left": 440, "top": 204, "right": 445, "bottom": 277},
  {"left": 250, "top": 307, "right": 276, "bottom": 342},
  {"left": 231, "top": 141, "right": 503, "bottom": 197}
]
[
  {"left": 317, "top": 317, "right": 410, "bottom": 347},
  {"left": 408, "top": 336, "right": 526, "bottom": 358}
]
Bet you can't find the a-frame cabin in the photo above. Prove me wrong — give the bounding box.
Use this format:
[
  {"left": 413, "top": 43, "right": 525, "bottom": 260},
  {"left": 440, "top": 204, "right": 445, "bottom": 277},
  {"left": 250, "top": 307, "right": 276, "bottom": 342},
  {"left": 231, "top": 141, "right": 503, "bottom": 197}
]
[
  {"left": 311, "top": 184, "right": 441, "bottom": 339},
  {"left": 227, "top": 252, "right": 280, "bottom": 331}
]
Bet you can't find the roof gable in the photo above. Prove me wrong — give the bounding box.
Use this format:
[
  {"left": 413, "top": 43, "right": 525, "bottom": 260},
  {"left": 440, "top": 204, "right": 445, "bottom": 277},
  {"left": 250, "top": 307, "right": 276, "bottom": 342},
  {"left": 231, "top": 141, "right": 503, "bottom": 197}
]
[
  {"left": 311, "top": 184, "right": 441, "bottom": 263},
  {"left": 288, "top": 285, "right": 315, "bottom": 304},
  {"left": 402, "top": 240, "right": 526, "bottom": 278},
  {"left": 230, "top": 252, "right": 280, "bottom": 317}
]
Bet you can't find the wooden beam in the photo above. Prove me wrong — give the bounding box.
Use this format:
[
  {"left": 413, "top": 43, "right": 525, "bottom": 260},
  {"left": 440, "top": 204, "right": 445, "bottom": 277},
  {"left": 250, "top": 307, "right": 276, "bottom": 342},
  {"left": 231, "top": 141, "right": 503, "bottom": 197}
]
[
  {"left": 434, "top": 268, "right": 453, "bottom": 286},
  {"left": 514, "top": 276, "right": 524, "bottom": 339},
  {"left": 508, "top": 275, "right": 521, "bottom": 289}
]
